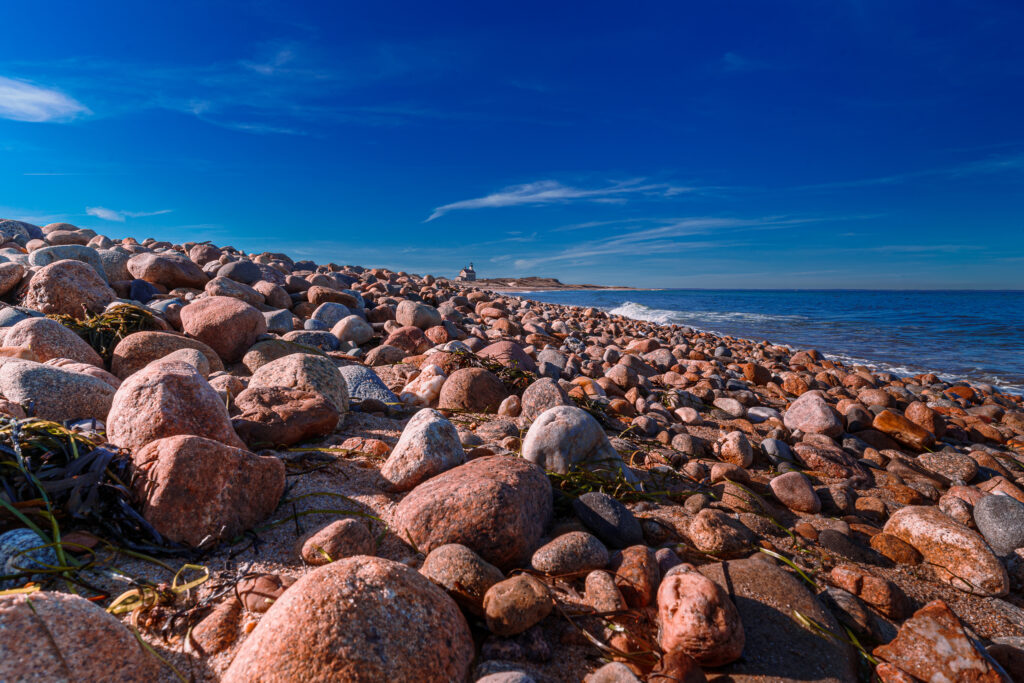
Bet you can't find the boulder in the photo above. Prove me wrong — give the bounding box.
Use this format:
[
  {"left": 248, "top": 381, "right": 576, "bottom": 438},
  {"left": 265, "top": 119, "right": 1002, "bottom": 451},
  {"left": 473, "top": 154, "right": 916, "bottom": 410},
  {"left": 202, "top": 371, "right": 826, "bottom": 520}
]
[
  {"left": 231, "top": 386, "right": 339, "bottom": 448},
  {"left": 3, "top": 317, "right": 103, "bottom": 366},
  {"left": 298, "top": 519, "right": 376, "bottom": 565},
  {"left": 521, "top": 405, "right": 635, "bottom": 481},
  {"left": 973, "top": 493, "right": 1024, "bottom": 556},
  {"left": 111, "top": 330, "right": 224, "bottom": 379},
  {"left": 883, "top": 505, "right": 1008, "bottom": 596},
  {"left": 520, "top": 377, "right": 573, "bottom": 421},
  {"left": 222, "top": 557, "right": 473, "bottom": 683},
  {"left": 478, "top": 341, "right": 539, "bottom": 374},
  {"left": 0, "top": 359, "right": 115, "bottom": 422},
  {"left": 248, "top": 353, "right": 348, "bottom": 414},
  {"left": 21, "top": 259, "right": 115, "bottom": 319},
  {"left": 0, "top": 591, "right": 159, "bottom": 682},
  {"left": 380, "top": 408, "right": 464, "bottom": 491},
  {"left": 180, "top": 296, "right": 266, "bottom": 363},
  {"left": 873, "top": 409, "right": 936, "bottom": 451},
  {"left": 394, "top": 455, "right": 552, "bottom": 569},
  {"left": 107, "top": 359, "right": 245, "bottom": 451},
  {"left": 783, "top": 390, "right": 843, "bottom": 437},
  {"left": 127, "top": 252, "right": 208, "bottom": 289},
  {"left": 396, "top": 300, "right": 442, "bottom": 329},
  {"left": 437, "top": 367, "right": 508, "bottom": 413},
  {"left": 132, "top": 434, "right": 284, "bottom": 546}
]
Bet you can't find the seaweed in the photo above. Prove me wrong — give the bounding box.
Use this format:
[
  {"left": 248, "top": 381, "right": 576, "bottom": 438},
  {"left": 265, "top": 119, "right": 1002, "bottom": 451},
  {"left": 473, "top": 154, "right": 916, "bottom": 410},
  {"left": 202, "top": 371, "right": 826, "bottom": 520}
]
[{"left": 48, "top": 303, "right": 164, "bottom": 362}]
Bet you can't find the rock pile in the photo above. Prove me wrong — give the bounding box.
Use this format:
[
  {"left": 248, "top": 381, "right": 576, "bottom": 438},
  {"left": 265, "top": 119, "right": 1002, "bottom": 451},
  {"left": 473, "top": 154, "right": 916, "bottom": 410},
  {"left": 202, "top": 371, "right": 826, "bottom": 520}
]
[{"left": 0, "top": 218, "right": 1021, "bottom": 681}]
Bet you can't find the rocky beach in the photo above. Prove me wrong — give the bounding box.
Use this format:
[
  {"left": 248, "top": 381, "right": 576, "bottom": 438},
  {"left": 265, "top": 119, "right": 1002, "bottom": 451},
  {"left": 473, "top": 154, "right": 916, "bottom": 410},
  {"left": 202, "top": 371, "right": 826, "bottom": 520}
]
[{"left": 1, "top": 216, "right": 1023, "bottom": 682}]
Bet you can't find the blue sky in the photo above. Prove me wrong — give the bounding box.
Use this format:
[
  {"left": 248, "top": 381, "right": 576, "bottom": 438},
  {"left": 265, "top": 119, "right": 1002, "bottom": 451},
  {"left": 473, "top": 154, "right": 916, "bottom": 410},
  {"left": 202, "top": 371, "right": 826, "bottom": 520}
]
[{"left": 1, "top": 0, "right": 1022, "bottom": 288}]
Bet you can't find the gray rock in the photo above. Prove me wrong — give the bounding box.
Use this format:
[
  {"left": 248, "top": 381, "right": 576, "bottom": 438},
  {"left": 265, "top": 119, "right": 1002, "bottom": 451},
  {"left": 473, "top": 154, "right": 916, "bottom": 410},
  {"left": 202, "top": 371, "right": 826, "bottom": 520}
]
[
  {"left": 0, "top": 528, "right": 58, "bottom": 589},
  {"left": 263, "top": 308, "right": 295, "bottom": 334},
  {"left": 28, "top": 244, "right": 108, "bottom": 282},
  {"left": 713, "top": 397, "right": 747, "bottom": 418},
  {"left": 338, "top": 365, "right": 399, "bottom": 404},
  {"left": 380, "top": 408, "right": 465, "bottom": 491},
  {"left": 217, "top": 260, "right": 263, "bottom": 284},
  {"left": 0, "top": 359, "right": 116, "bottom": 422},
  {"left": 974, "top": 494, "right": 1024, "bottom": 556},
  {"left": 747, "top": 406, "right": 782, "bottom": 423},
  {"left": 521, "top": 405, "right": 636, "bottom": 481},
  {"left": 0, "top": 219, "right": 38, "bottom": 241},
  {"left": 282, "top": 330, "right": 340, "bottom": 352},
  {"left": 530, "top": 531, "right": 609, "bottom": 574},
  {"left": 96, "top": 248, "right": 132, "bottom": 282},
  {"left": 304, "top": 319, "right": 329, "bottom": 331},
  {"left": 760, "top": 437, "right": 794, "bottom": 463},
  {"left": 310, "top": 302, "right": 351, "bottom": 328},
  {"left": 331, "top": 315, "right": 373, "bottom": 345},
  {"left": 536, "top": 347, "right": 568, "bottom": 370},
  {"left": 572, "top": 491, "right": 643, "bottom": 549},
  {"left": 0, "top": 307, "right": 33, "bottom": 328}
]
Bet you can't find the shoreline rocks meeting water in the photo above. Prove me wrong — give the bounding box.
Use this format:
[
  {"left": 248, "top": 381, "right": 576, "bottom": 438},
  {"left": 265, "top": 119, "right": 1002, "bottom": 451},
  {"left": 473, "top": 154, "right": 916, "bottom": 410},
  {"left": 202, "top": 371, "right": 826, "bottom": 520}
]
[{"left": 0, "top": 216, "right": 1023, "bottom": 681}]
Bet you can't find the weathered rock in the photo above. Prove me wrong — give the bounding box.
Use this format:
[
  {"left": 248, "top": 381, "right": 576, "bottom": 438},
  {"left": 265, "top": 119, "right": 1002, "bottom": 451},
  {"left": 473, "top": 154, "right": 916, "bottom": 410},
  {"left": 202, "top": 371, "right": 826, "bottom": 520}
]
[
  {"left": 973, "top": 493, "right": 1024, "bottom": 556},
  {"left": 380, "top": 408, "right": 464, "bottom": 491},
  {"left": 658, "top": 568, "right": 744, "bottom": 667},
  {"left": 384, "top": 325, "right": 430, "bottom": 355},
  {"left": 107, "top": 360, "right": 245, "bottom": 451},
  {"left": 883, "top": 505, "right": 1008, "bottom": 596},
  {"left": 0, "top": 262, "right": 24, "bottom": 296},
  {"left": 127, "top": 251, "right": 208, "bottom": 289},
  {"left": 224, "top": 557, "right": 473, "bottom": 682},
  {"left": 393, "top": 455, "right": 552, "bottom": 569},
  {"left": 420, "top": 543, "right": 505, "bottom": 615},
  {"left": 438, "top": 367, "right": 508, "bottom": 413},
  {"left": 189, "top": 598, "right": 242, "bottom": 656},
  {"left": 0, "top": 359, "right": 115, "bottom": 422},
  {"left": 28, "top": 245, "right": 107, "bottom": 281},
  {"left": 829, "top": 565, "right": 910, "bottom": 619},
  {"left": 232, "top": 386, "right": 339, "bottom": 447},
  {"left": 400, "top": 363, "right": 446, "bottom": 406},
  {"left": 298, "top": 518, "right": 375, "bottom": 565},
  {"left": 337, "top": 364, "right": 399, "bottom": 404},
  {"left": 687, "top": 508, "right": 755, "bottom": 558},
  {"left": 783, "top": 390, "right": 843, "bottom": 437},
  {"left": 248, "top": 353, "right": 348, "bottom": 414},
  {"left": 522, "top": 405, "right": 635, "bottom": 481},
  {"left": 0, "top": 591, "right": 159, "bottom": 682},
  {"left": 585, "top": 569, "right": 628, "bottom": 612},
  {"left": 131, "top": 434, "right": 284, "bottom": 546},
  {"left": 180, "top": 296, "right": 266, "bottom": 363},
  {"left": 531, "top": 531, "right": 609, "bottom": 574},
  {"left": 4, "top": 316, "right": 103, "bottom": 366},
  {"left": 716, "top": 431, "right": 753, "bottom": 468},
  {"left": 111, "top": 330, "right": 224, "bottom": 378},
  {"left": 520, "top": 377, "right": 573, "bottom": 421},
  {"left": 873, "top": 600, "right": 1009, "bottom": 682},
  {"left": 483, "top": 574, "right": 553, "bottom": 636}
]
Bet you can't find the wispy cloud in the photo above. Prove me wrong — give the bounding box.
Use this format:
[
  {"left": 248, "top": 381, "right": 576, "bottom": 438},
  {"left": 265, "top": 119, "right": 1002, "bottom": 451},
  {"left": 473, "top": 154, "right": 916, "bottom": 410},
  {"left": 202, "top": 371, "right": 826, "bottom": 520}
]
[
  {"left": 86, "top": 206, "right": 172, "bottom": 222},
  {"left": 797, "top": 152, "right": 1024, "bottom": 190},
  {"left": 0, "top": 75, "right": 89, "bottom": 123},
  {"left": 426, "top": 179, "right": 694, "bottom": 221}
]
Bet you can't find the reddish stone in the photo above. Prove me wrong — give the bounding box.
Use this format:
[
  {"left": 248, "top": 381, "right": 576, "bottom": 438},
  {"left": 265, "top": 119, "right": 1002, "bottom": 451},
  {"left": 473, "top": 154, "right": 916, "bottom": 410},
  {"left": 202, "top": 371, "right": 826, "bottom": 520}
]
[
  {"left": 657, "top": 569, "right": 744, "bottom": 667},
  {"left": 180, "top": 295, "right": 266, "bottom": 363},
  {"left": 873, "top": 409, "right": 936, "bottom": 451},
  {"left": 383, "top": 325, "right": 431, "bottom": 355},
  {"left": 231, "top": 386, "right": 339, "bottom": 448},
  {"left": 111, "top": 330, "right": 224, "bottom": 378},
  {"left": 437, "top": 367, "right": 508, "bottom": 413},
  {"left": 127, "top": 251, "right": 208, "bottom": 289},
  {"left": 612, "top": 545, "right": 660, "bottom": 608},
  {"left": 21, "top": 259, "right": 115, "bottom": 319}
]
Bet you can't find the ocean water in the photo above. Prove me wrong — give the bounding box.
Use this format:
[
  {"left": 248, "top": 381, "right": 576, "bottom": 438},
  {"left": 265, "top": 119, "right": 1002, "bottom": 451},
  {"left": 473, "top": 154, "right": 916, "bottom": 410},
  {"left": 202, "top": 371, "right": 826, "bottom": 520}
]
[{"left": 510, "top": 289, "right": 1024, "bottom": 396}]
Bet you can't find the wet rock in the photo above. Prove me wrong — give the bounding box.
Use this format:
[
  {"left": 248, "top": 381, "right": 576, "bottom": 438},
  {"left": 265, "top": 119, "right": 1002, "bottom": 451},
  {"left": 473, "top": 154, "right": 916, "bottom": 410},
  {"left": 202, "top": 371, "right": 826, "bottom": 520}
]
[
  {"left": 131, "top": 434, "right": 285, "bottom": 546},
  {"left": 180, "top": 295, "right": 266, "bottom": 363},
  {"left": 420, "top": 543, "right": 504, "bottom": 616},
  {"left": 298, "top": 518, "right": 376, "bottom": 565},
  {"left": 483, "top": 574, "right": 552, "bottom": 636},
  {"left": 394, "top": 455, "right": 552, "bottom": 569},
  {"left": 873, "top": 600, "right": 1009, "bottom": 682},
  {"left": 223, "top": 557, "right": 473, "bottom": 683},
  {"left": 883, "top": 505, "right": 1008, "bottom": 596},
  {"left": 107, "top": 359, "right": 245, "bottom": 451},
  {"left": 658, "top": 568, "right": 744, "bottom": 667},
  {"left": 380, "top": 408, "right": 465, "bottom": 491},
  {"left": 572, "top": 491, "right": 644, "bottom": 549},
  {"left": 0, "top": 591, "right": 159, "bottom": 682},
  {"left": 531, "top": 531, "right": 609, "bottom": 574}
]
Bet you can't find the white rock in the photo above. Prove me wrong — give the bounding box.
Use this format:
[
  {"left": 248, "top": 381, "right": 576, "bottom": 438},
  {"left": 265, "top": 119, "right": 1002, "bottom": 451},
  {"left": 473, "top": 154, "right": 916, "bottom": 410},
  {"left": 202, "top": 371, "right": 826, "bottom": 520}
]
[{"left": 400, "top": 364, "right": 446, "bottom": 407}]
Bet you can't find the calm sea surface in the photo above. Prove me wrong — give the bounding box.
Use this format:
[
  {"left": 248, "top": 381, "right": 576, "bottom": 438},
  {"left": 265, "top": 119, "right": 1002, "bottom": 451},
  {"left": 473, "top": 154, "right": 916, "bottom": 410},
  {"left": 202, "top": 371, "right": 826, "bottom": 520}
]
[{"left": 509, "top": 289, "right": 1024, "bottom": 396}]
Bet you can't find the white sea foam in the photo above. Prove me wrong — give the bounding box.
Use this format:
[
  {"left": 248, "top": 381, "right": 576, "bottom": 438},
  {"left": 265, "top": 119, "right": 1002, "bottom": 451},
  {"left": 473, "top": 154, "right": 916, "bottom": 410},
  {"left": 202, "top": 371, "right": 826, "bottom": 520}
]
[{"left": 606, "top": 301, "right": 806, "bottom": 326}]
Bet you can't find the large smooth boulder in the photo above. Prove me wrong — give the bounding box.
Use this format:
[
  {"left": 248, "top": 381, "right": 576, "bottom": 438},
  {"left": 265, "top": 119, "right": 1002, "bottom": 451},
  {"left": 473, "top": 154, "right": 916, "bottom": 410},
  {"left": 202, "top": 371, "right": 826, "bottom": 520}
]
[
  {"left": 0, "top": 591, "right": 159, "bottom": 682},
  {"left": 180, "top": 296, "right": 266, "bottom": 363},
  {"left": 394, "top": 455, "right": 552, "bottom": 569},
  {"left": 396, "top": 300, "right": 442, "bottom": 330},
  {"left": 111, "top": 330, "right": 224, "bottom": 379},
  {"left": 0, "top": 359, "right": 115, "bottom": 422},
  {"left": 27, "top": 244, "right": 107, "bottom": 280},
  {"left": 132, "top": 435, "right": 285, "bottom": 546},
  {"left": 248, "top": 353, "right": 348, "bottom": 415},
  {"left": 438, "top": 367, "right": 508, "bottom": 413},
  {"left": 380, "top": 408, "right": 464, "bottom": 491},
  {"left": 883, "top": 505, "right": 1008, "bottom": 596},
  {"left": 127, "top": 252, "right": 208, "bottom": 289},
  {"left": 783, "top": 390, "right": 843, "bottom": 437},
  {"left": 21, "top": 259, "right": 116, "bottom": 320},
  {"left": 3, "top": 317, "right": 103, "bottom": 366},
  {"left": 521, "top": 405, "right": 635, "bottom": 481},
  {"left": 106, "top": 360, "right": 245, "bottom": 451},
  {"left": 223, "top": 557, "right": 473, "bottom": 683}
]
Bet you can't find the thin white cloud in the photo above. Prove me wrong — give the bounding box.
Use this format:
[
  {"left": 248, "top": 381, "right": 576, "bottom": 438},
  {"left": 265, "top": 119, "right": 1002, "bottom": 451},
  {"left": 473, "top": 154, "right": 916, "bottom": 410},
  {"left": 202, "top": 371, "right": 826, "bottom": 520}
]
[
  {"left": 86, "top": 206, "right": 172, "bottom": 222},
  {"left": 0, "top": 76, "right": 90, "bottom": 123},
  {"left": 426, "top": 179, "right": 690, "bottom": 221}
]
